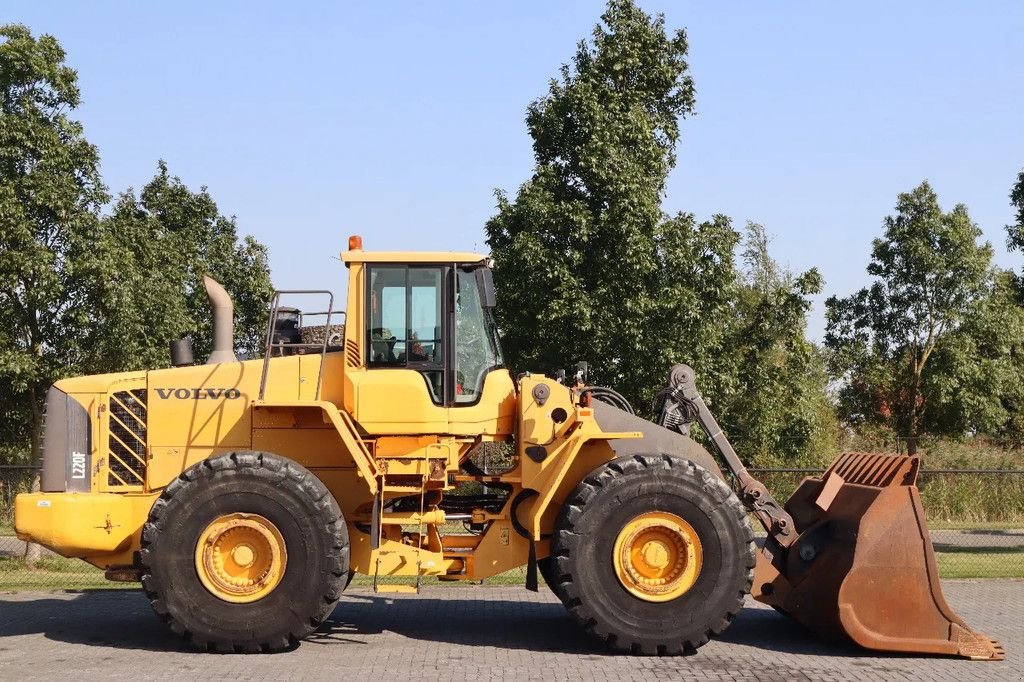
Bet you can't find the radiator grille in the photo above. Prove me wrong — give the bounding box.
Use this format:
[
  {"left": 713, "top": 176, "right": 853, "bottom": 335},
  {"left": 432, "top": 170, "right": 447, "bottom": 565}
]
[{"left": 108, "top": 389, "right": 147, "bottom": 486}]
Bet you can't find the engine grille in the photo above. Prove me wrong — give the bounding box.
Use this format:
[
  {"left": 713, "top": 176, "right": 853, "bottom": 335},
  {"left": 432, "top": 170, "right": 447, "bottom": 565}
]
[{"left": 108, "top": 390, "right": 147, "bottom": 486}]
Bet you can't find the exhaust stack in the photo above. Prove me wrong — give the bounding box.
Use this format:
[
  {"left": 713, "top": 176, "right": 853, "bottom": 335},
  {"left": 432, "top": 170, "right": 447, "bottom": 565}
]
[{"left": 203, "top": 276, "right": 237, "bottom": 364}]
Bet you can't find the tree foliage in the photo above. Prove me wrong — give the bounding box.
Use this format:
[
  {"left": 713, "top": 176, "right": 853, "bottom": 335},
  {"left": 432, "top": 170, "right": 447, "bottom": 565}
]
[
  {"left": 0, "top": 25, "right": 272, "bottom": 463},
  {"left": 1007, "top": 168, "right": 1024, "bottom": 251},
  {"left": 487, "top": 0, "right": 696, "bottom": 407},
  {"left": 923, "top": 269, "right": 1024, "bottom": 445},
  {"left": 486, "top": 2, "right": 829, "bottom": 464},
  {"left": 0, "top": 25, "right": 108, "bottom": 462},
  {"left": 719, "top": 224, "right": 836, "bottom": 466},
  {"left": 95, "top": 163, "right": 273, "bottom": 371},
  {"left": 825, "top": 181, "right": 994, "bottom": 453}
]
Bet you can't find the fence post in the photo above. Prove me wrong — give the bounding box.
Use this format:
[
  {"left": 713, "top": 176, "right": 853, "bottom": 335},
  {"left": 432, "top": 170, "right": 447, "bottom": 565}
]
[{"left": 23, "top": 472, "right": 40, "bottom": 564}]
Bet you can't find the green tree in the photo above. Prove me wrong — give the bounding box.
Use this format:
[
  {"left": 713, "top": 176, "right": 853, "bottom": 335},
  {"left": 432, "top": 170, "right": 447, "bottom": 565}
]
[
  {"left": 825, "top": 181, "right": 993, "bottom": 455},
  {"left": 486, "top": 0, "right": 697, "bottom": 404},
  {"left": 923, "top": 269, "right": 1024, "bottom": 446},
  {"left": 95, "top": 162, "right": 273, "bottom": 371},
  {"left": 0, "top": 25, "right": 108, "bottom": 463},
  {"left": 1007, "top": 168, "right": 1024, "bottom": 250},
  {"left": 719, "top": 223, "right": 836, "bottom": 466},
  {"left": 486, "top": 3, "right": 829, "bottom": 465},
  {"left": 0, "top": 26, "right": 274, "bottom": 465}
]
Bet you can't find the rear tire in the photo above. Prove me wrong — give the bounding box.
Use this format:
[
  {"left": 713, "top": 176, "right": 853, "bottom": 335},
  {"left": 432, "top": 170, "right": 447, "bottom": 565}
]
[
  {"left": 537, "top": 556, "right": 556, "bottom": 593},
  {"left": 140, "top": 451, "right": 349, "bottom": 653},
  {"left": 550, "top": 454, "right": 754, "bottom": 655}
]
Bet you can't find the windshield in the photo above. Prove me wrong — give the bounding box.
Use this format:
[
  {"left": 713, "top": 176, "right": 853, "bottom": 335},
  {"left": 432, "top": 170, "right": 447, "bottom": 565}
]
[{"left": 455, "top": 267, "right": 503, "bottom": 403}]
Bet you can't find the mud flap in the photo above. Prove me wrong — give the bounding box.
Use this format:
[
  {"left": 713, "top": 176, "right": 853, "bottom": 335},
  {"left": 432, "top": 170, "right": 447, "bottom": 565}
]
[{"left": 752, "top": 452, "right": 1004, "bottom": 661}]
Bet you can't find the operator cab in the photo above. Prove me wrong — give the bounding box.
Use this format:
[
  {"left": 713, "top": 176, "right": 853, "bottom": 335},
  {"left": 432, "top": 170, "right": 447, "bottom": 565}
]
[{"left": 341, "top": 236, "right": 515, "bottom": 435}]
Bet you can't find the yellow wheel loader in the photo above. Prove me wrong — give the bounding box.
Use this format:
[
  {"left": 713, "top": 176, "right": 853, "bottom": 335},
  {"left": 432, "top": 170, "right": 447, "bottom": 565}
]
[{"left": 14, "top": 237, "right": 1003, "bottom": 659}]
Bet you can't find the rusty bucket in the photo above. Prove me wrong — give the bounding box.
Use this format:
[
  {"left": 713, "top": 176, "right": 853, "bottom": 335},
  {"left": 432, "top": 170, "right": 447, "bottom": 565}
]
[{"left": 752, "top": 452, "right": 1004, "bottom": 660}]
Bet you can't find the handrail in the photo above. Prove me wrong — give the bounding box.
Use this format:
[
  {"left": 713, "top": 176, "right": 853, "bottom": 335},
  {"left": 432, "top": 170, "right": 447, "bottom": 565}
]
[{"left": 258, "top": 290, "right": 341, "bottom": 401}]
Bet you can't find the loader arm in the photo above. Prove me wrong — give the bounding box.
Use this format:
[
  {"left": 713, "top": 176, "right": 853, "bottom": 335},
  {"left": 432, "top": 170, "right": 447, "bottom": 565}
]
[{"left": 656, "top": 364, "right": 796, "bottom": 548}]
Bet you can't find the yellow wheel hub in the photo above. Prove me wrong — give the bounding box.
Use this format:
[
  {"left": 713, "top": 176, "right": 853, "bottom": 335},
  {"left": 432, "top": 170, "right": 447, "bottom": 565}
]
[
  {"left": 195, "top": 513, "right": 287, "bottom": 603},
  {"left": 613, "top": 511, "right": 702, "bottom": 602}
]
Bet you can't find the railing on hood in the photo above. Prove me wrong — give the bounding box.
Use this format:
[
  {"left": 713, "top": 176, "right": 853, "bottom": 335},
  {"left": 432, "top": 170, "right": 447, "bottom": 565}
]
[{"left": 257, "top": 290, "right": 344, "bottom": 402}]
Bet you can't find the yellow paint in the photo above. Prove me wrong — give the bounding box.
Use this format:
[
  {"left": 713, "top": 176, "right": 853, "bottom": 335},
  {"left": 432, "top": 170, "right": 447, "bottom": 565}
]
[
  {"left": 447, "top": 370, "right": 517, "bottom": 436},
  {"left": 252, "top": 401, "right": 379, "bottom": 494},
  {"left": 341, "top": 250, "right": 486, "bottom": 265},
  {"left": 55, "top": 370, "right": 147, "bottom": 394},
  {"left": 613, "top": 511, "right": 703, "bottom": 602},
  {"left": 371, "top": 539, "right": 455, "bottom": 576},
  {"left": 14, "top": 492, "right": 157, "bottom": 557},
  {"left": 15, "top": 243, "right": 670, "bottom": 589},
  {"left": 347, "top": 367, "right": 450, "bottom": 433},
  {"left": 516, "top": 375, "right": 641, "bottom": 541},
  {"left": 194, "top": 513, "right": 287, "bottom": 603}
]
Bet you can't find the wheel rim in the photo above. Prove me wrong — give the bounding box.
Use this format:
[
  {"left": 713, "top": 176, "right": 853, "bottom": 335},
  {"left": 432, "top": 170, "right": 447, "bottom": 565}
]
[
  {"left": 613, "top": 511, "right": 702, "bottom": 602},
  {"left": 195, "top": 513, "right": 287, "bottom": 603}
]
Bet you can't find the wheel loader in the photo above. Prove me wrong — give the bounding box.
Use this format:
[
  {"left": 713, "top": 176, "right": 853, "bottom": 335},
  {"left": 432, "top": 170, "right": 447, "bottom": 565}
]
[{"left": 14, "top": 236, "right": 1003, "bottom": 659}]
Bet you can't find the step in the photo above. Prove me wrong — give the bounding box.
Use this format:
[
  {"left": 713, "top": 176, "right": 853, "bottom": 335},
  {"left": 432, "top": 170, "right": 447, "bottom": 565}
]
[
  {"left": 381, "top": 484, "right": 423, "bottom": 493},
  {"left": 379, "top": 510, "right": 445, "bottom": 525},
  {"left": 374, "top": 584, "right": 419, "bottom": 594}
]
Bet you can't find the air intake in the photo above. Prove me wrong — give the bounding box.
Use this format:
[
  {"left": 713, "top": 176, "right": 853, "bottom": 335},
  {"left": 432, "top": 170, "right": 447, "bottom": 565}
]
[{"left": 108, "top": 390, "right": 147, "bottom": 487}]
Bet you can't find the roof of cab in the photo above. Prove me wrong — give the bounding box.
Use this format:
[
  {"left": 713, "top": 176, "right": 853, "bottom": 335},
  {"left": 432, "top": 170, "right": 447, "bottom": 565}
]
[{"left": 341, "top": 250, "right": 488, "bottom": 265}]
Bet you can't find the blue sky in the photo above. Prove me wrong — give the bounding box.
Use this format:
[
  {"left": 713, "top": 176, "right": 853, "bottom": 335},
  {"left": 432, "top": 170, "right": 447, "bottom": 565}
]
[{"left": 7, "top": 1, "right": 1023, "bottom": 339}]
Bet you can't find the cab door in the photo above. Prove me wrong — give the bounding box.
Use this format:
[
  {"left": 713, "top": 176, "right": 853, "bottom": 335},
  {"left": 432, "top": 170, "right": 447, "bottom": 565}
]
[
  {"left": 349, "top": 264, "right": 450, "bottom": 433},
  {"left": 447, "top": 266, "right": 516, "bottom": 436}
]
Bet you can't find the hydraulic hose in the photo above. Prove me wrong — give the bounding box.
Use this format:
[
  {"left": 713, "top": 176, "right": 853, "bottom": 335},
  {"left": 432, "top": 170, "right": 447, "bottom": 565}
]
[{"left": 582, "top": 386, "right": 635, "bottom": 414}]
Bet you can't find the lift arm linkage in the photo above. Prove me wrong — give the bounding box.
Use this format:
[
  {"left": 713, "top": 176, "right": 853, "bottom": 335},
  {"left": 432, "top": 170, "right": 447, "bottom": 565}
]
[{"left": 656, "top": 364, "right": 797, "bottom": 548}]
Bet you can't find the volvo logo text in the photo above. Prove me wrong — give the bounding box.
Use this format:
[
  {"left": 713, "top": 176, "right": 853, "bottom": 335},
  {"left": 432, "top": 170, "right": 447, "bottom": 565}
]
[{"left": 155, "top": 388, "right": 243, "bottom": 400}]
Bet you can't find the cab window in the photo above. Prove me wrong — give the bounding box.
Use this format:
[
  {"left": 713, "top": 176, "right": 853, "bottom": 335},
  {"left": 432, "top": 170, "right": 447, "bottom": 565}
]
[
  {"left": 454, "top": 268, "right": 503, "bottom": 403},
  {"left": 367, "top": 265, "right": 445, "bottom": 402}
]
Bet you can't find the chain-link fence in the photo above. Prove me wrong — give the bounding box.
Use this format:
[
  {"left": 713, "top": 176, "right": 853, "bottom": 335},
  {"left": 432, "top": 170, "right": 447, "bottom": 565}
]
[
  {"left": 2, "top": 465, "right": 1022, "bottom": 591},
  {"left": 750, "top": 467, "right": 1024, "bottom": 579}
]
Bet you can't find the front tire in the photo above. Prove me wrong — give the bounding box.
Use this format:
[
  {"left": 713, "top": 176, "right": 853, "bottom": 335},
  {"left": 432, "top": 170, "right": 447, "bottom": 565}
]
[
  {"left": 550, "top": 454, "right": 754, "bottom": 655},
  {"left": 140, "top": 452, "right": 349, "bottom": 652}
]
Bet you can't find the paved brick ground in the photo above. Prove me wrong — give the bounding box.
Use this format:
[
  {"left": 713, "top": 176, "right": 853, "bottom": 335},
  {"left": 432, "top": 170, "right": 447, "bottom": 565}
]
[{"left": 0, "top": 581, "right": 1020, "bottom": 681}]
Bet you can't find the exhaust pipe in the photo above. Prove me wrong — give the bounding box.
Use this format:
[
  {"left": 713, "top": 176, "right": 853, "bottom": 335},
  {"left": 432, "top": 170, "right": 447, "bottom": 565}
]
[{"left": 203, "top": 275, "right": 237, "bottom": 364}]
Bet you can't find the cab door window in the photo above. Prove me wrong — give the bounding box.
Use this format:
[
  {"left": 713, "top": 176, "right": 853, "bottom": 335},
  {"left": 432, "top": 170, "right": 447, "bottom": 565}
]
[
  {"left": 367, "top": 265, "right": 446, "bottom": 402},
  {"left": 454, "top": 268, "right": 503, "bottom": 404}
]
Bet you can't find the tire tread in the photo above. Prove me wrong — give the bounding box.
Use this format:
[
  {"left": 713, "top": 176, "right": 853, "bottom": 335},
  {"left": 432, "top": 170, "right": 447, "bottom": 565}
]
[
  {"left": 139, "top": 451, "right": 348, "bottom": 653},
  {"left": 551, "top": 454, "right": 755, "bottom": 656}
]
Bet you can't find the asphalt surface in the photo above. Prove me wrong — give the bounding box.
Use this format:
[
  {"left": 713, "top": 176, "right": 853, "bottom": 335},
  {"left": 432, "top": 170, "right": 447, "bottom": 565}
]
[{"left": 0, "top": 581, "right": 1021, "bottom": 681}]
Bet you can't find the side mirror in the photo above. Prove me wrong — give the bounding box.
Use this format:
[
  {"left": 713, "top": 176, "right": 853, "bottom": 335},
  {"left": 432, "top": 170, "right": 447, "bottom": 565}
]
[{"left": 475, "top": 267, "right": 497, "bottom": 309}]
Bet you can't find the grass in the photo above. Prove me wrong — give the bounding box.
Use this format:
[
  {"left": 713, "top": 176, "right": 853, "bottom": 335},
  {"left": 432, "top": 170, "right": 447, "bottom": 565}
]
[
  {"left": 0, "top": 556, "right": 134, "bottom": 591},
  {"left": 752, "top": 468, "right": 1024, "bottom": 525},
  {"left": 928, "top": 520, "right": 1024, "bottom": 530},
  {"left": 935, "top": 548, "right": 1024, "bottom": 579},
  {"left": 2, "top": 549, "right": 1020, "bottom": 593}
]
